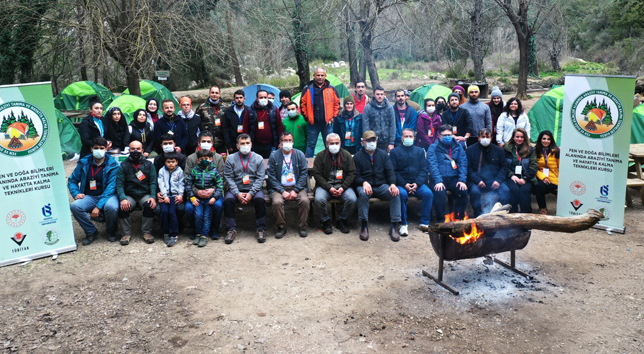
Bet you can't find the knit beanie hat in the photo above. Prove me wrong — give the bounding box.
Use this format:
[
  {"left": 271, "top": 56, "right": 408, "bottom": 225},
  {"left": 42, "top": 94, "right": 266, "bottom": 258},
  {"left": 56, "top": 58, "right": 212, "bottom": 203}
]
[
  {"left": 180, "top": 96, "right": 192, "bottom": 106},
  {"left": 452, "top": 85, "right": 465, "bottom": 93},
  {"left": 491, "top": 86, "right": 503, "bottom": 99},
  {"left": 448, "top": 93, "right": 460, "bottom": 102},
  {"left": 467, "top": 85, "right": 480, "bottom": 93},
  {"left": 343, "top": 95, "right": 355, "bottom": 105}
]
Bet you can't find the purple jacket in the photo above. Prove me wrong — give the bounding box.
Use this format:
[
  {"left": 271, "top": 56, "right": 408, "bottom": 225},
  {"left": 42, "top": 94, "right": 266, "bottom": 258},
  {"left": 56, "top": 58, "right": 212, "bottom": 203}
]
[{"left": 415, "top": 111, "right": 442, "bottom": 149}]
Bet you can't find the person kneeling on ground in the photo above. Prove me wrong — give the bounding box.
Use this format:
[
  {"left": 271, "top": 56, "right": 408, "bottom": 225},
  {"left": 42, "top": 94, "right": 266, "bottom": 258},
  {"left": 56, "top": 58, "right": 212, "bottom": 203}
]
[
  {"left": 222, "top": 134, "right": 267, "bottom": 244},
  {"left": 116, "top": 141, "right": 158, "bottom": 245},
  {"left": 466, "top": 128, "right": 511, "bottom": 217},
  {"left": 354, "top": 130, "right": 402, "bottom": 242},
  {"left": 157, "top": 153, "right": 184, "bottom": 247},
  {"left": 186, "top": 149, "right": 224, "bottom": 247},
  {"left": 390, "top": 128, "right": 433, "bottom": 234},
  {"left": 68, "top": 136, "right": 120, "bottom": 245},
  {"left": 267, "top": 132, "right": 310, "bottom": 238}
]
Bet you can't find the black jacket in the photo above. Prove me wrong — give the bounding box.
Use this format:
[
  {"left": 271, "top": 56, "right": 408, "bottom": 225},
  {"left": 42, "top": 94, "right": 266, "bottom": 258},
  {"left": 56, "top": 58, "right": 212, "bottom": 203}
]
[
  {"left": 441, "top": 108, "right": 473, "bottom": 137},
  {"left": 179, "top": 111, "right": 204, "bottom": 153},
  {"left": 128, "top": 120, "right": 155, "bottom": 154},
  {"left": 223, "top": 104, "right": 255, "bottom": 152},
  {"left": 116, "top": 157, "right": 158, "bottom": 200},
  {"left": 466, "top": 142, "right": 508, "bottom": 186},
  {"left": 353, "top": 148, "right": 396, "bottom": 187},
  {"left": 153, "top": 151, "right": 186, "bottom": 173},
  {"left": 78, "top": 115, "right": 106, "bottom": 157},
  {"left": 104, "top": 117, "right": 130, "bottom": 151}
]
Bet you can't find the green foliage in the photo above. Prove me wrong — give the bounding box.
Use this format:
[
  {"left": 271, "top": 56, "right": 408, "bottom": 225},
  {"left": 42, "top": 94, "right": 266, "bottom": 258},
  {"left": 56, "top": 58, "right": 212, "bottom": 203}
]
[
  {"left": 445, "top": 62, "right": 466, "bottom": 79},
  {"left": 467, "top": 70, "right": 475, "bottom": 79},
  {"left": 561, "top": 61, "right": 620, "bottom": 75},
  {"left": 510, "top": 62, "right": 521, "bottom": 76}
]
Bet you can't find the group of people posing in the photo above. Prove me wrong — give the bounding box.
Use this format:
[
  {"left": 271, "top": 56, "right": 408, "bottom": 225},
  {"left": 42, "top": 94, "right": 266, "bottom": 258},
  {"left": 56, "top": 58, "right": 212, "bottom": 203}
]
[{"left": 69, "top": 67, "right": 560, "bottom": 246}]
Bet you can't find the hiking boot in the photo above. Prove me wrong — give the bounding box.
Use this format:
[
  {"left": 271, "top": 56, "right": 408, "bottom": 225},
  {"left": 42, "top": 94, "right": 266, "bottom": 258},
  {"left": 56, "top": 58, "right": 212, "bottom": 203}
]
[
  {"left": 359, "top": 227, "right": 369, "bottom": 241},
  {"left": 275, "top": 227, "right": 287, "bottom": 239},
  {"left": 399, "top": 225, "right": 408, "bottom": 237},
  {"left": 224, "top": 230, "right": 237, "bottom": 244},
  {"left": 166, "top": 236, "right": 178, "bottom": 247},
  {"left": 143, "top": 233, "right": 155, "bottom": 244},
  {"left": 82, "top": 232, "right": 98, "bottom": 246},
  {"left": 197, "top": 235, "right": 208, "bottom": 247},
  {"left": 336, "top": 219, "right": 350, "bottom": 234},
  {"left": 107, "top": 233, "right": 118, "bottom": 242},
  {"left": 193, "top": 234, "right": 201, "bottom": 245},
  {"left": 210, "top": 230, "right": 220, "bottom": 240},
  {"left": 322, "top": 220, "right": 333, "bottom": 235},
  {"left": 256, "top": 230, "right": 267, "bottom": 243},
  {"left": 389, "top": 227, "right": 400, "bottom": 242},
  {"left": 298, "top": 228, "right": 308, "bottom": 237},
  {"left": 163, "top": 234, "right": 170, "bottom": 244},
  {"left": 120, "top": 235, "right": 131, "bottom": 246}
]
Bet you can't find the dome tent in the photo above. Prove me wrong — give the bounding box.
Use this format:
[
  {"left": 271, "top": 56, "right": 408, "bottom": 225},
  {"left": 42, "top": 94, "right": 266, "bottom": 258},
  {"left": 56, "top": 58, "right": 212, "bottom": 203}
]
[
  {"left": 106, "top": 95, "right": 147, "bottom": 124},
  {"left": 631, "top": 103, "right": 644, "bottom": 143},
  {"left": 409, "top": 84, "right": 453, "bottom": 108},
  {"left": 242, "top": 83, "right": 282, "bottom": 108},
  {"left": 527, "top": 85, "right": 564, "bottom": 143},
  {"left": 55, "top": 109, "right": 82, "bottom": 160},
  {"left": 54, "top": 81, "right": 115, "bottom": 111},
  {"left": 122, "top": 80, "right": 179, "bottom": 111}
]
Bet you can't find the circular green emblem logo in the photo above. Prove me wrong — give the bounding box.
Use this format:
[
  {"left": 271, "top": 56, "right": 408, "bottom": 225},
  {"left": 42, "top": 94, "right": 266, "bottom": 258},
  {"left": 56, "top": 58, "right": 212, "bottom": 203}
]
[
  {"left": 0, "top": 101, "right": 49, "bottom": 157},
  {"left": 42, "top": 228, "right": 60, "bottom": 246},
  {"left": 570, "top": 89, "right": 624, "bottom": 139}
]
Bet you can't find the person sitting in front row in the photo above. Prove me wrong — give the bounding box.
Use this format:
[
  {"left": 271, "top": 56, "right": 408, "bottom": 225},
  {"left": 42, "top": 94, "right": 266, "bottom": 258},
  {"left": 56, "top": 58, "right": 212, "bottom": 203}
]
[
  {"left": 353, "top": 130, "right": 402, "bottom": 242},
  {"left": 503, "top": 128, "right": 537, "bottom": 213},
  {"left": 427, "top": 124, "right": 468, "bottom": 221},
  {"left": 186, "top": 149, "right": 224, "bottom": 247},
  {"left": 68, "top": 136, "right": 120, "bottom": 245},
  {"left": 534, "top": 130, "right": 559, "bottom": 215},
  {"left": 222, "top": 134, "right": 267, "bottom": 244},
  {"left": 157, "top": 153, "right": 184, "bottom": 247}
]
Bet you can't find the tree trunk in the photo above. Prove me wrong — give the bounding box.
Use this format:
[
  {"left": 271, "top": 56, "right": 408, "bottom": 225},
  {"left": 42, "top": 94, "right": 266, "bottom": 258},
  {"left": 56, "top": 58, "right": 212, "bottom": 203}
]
[
  {"left": 516, "top": 33, "right": 529, "bottom": 100},
  {"left": 360, "top": 23, "right": 379, "bottom": 89},
  {"left": 345, "top": 7, "right": 358, "bottom": 87},
  {"left": 225, "top": 0, "right": 244, "bottom": 86},
  {"left": 125, "top": 65, "right": 141, "bottom": 96},
  {"left": 358, "top": 53, "right": 367, "bottom": 84},
  {"left": 470, "top": 0, "right": 486, "bottom": 83},
  {"left": 292, "top": 0, "right": 309, "bottom": 89},
  {"left": 528, "top": 35, "right": 539, "bottom": 76}
]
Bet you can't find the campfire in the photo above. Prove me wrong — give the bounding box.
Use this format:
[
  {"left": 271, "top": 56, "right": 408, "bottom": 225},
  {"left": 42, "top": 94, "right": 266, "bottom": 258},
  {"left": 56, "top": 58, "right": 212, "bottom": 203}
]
[{"left": 422, "top": 204, "right": 604, "bottom": 295}]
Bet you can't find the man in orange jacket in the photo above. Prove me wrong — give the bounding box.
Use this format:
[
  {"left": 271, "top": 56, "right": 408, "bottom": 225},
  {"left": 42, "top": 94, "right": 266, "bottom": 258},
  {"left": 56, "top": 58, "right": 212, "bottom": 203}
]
[{"left": 300, "top": 67, "right": 340, "bottom": 157}]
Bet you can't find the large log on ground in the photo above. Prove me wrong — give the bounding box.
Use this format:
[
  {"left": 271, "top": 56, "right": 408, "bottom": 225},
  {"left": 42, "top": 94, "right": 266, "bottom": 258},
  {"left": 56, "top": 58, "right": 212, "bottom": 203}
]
[{"left": 424, "top": 209, "right": 604, "bottom": 235}]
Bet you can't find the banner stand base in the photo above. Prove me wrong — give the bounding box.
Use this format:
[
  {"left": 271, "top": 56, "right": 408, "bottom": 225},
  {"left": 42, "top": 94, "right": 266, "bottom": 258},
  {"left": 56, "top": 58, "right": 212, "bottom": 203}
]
[
  {"left": 593, "top": 224, "right": 625, "bottom": 234},
  {"left": 0, "top": 245, "right": 77, "bottom": 268}
]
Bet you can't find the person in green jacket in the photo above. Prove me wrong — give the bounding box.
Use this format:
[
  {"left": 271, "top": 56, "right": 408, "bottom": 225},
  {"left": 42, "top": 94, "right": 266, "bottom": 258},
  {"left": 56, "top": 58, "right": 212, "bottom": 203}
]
[{"left": 281, "top": 102, "right": 308, "bottom": 154}]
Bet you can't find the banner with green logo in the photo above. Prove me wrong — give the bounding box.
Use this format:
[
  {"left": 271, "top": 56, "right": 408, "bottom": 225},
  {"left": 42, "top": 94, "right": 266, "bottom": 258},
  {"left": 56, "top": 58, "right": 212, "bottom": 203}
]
[
  {"left": 557, "top": 75, "right": 636, "bottom": 233},
  {"left": 0, "top": 82, "right": 76, "bottom": 267}
]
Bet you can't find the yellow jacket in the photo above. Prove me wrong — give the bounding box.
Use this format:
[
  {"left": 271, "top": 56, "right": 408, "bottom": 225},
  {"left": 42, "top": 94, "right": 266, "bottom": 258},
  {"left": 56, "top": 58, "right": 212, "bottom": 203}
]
[{"left": 536, "top": 151, "right": 559, "bottom": 185}]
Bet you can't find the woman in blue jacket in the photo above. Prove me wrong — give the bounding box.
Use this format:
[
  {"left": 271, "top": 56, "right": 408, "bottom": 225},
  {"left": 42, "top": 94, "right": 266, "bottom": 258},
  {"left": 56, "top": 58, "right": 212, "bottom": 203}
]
[{"left": 334, "top": 96, "right": 362, "bottom": 154}]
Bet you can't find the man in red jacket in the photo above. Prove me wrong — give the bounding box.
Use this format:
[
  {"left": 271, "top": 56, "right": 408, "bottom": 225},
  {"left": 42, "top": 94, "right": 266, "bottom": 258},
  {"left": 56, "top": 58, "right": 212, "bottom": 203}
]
[{"left": 300, "top": 67, "right": 340, "bottom": 157}]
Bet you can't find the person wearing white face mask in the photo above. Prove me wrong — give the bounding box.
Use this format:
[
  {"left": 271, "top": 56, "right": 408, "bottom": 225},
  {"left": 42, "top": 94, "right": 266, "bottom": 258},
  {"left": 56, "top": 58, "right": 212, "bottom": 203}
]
[
  {"left": 280, "top": 102, "right": 308, "bottom": 153},
  {"left": 465, "top": 128, "right": 511, "bottom": 217},
  {"left": 68, "top": 137, "right": 120, "bottom": 246},
  {"left": 353, "top": 130, "right": 402, "bottom": 242},
  {"left": 153, "top": 133, "right": 187, "bottom": 173},
  {"left": 266, "top": 132, "right": 310, "bottom": 238},
  {"left": 390, "top": 129, "right": 433, "bottom": 234},
  {"left": 222, "top": 134, "right": 268, "bottom": 244},
  {"left": 249, "top": 89, "right": 283, "bottom": 158}
]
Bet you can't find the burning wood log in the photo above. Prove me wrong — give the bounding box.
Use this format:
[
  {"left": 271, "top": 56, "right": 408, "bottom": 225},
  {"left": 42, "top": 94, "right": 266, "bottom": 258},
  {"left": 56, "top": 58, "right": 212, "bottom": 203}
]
[{"left": 423, "top": 207, "right": 604, "bottom": 235}]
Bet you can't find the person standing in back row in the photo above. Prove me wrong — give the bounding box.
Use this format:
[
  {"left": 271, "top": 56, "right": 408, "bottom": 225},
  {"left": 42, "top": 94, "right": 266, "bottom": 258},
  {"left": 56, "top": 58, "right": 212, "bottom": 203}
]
[
  {"left": 352, "top": 81, "right": 370, "bottom": 114},
  {"left": 362, "top": 86, "right": 396, "bottom": 152},
  {"left": 196, "top": 85, "right": 228, "bottom": 154},
  {"left": 460, "top": 85, "right": 491, "bottom": 147},
  {"left": 247, "top": 89, "right": 282, "bottom": 158},
  {"left": 441, "top": 93, "right": 472, "bottom": 149},
  {"left": 300, "top": 67, "right": 340, "bottom": 157}
]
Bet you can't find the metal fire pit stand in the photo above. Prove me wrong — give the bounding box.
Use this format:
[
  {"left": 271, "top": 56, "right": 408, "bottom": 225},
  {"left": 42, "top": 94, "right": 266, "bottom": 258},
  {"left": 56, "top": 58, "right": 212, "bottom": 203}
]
[{"left": 422, "top": 233, "right": 534, "bottom": 295}]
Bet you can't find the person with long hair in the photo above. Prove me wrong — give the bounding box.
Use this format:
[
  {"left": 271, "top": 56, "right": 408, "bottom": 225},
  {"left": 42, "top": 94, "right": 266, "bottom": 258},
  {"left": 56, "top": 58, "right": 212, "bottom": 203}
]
[
  {"left": 78, "top": 98, "right": 109, "bottom": 157},
  {"left": 487, "top": 87, "right": 504, "bottom": 144},
  {"left": 533, "top": 130, "right": 560, "bottom": 214},
  {"left": 104, "top": 106, "right": 129, "bottom": 151},
  {"left": 503, "top": 128, "right": 537, "bottom": 213},
  {"left": 146, "top": 98, "right": 160, "bottom": 127},
  {"left": 434, "top": 96, "right": 448, "bottom": 116},
  {"left": 129, "top": 109, "right": 155, "bottom": 157},
  {"left": 415, "top": 98, "right": 442, "bottom": 150},
  {"left": 496, "top": 97, "right": 530, "bottom": 147}
]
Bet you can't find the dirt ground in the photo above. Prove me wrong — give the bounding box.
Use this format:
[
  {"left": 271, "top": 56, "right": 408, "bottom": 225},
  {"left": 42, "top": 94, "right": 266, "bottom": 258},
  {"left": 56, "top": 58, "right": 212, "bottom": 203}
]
[{"left": 1, "top": 158, "right": 643, "bottom": 354}]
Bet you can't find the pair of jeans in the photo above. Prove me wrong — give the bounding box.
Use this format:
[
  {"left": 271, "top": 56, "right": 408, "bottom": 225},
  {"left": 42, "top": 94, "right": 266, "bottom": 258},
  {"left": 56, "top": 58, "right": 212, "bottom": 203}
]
[
  {"left": 159, "top": 196, "right": 179, "bottom": 236},
  {"left": 398, "top": 184, "right": 433, "bottom": 225},
  {"left": 194, "top": 198, "right": 213, "bottom": 235},
  {"left": 314, "top": 187, "right": 357, "bottom": 222},
  {"left": 505, "top": 179, "right": 534, "bottom": 213},
  {"left": 431, "top": 177, "right": 468, "bottom": 220},
  {"left": 356, "top": 184, "right": 401, "bottom": 223},
  {"left": 469, "top": 182, "right": 511, "bottom": 217},
  {"left": 70, "top": 195, "right": 119, "bottom": 237},
  {"left": 118, "top": 194, "right": 154, "bottom": 236},
  {"left": 185, "top": 196, "right": 223, "bottom": 235},
  {"left": 223, "top": 190, "right": 267, "bottom": 230},
  {"left": 306, "top": 122, "right": 332, "bottom": 157}
]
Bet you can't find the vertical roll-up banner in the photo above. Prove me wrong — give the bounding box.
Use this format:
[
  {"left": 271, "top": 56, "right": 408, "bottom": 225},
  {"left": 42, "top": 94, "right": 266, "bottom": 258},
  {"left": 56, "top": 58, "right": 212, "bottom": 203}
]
[
  {"left": 557, "top": 74, "right": 636, "bottom": 233},
  {"left": 0, "top": 82, "right": 76, "bottom": 267}
]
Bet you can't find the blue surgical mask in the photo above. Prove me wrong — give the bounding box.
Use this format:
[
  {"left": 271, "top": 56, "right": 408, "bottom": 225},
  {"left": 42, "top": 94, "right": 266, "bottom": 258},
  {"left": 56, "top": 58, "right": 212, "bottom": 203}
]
[{"left": 441, "top": 135, "right": 453, "bottom": 144}]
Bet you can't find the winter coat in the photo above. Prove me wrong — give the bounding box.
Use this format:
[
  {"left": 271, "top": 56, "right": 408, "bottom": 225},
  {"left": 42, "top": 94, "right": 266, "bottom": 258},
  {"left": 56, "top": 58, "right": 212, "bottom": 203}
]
[
  {"left": 466, "top": 142, "right": 508, "bottom": 187},
  {"left": 415, "top": 111, "right": 442, "bottom": 149},
  {"left": 427, "top": 139, "right": 468, "bottom": 184},
  {"left": 186, "top": 162, "right": 224, "bottom": 200},
  {"left": 196, "top": 99, "right": 228, "bottom": 150},
  {"left": 440, "top": 108, "right": 473, "bottom": 138},
  {"left": 185, "top": 148, "right": 224, "bottom": 177},
  {"left": 116, "top": 157, "right": 158, "bottom": 200},
  {"left": 68, "top": 154, "right": 119, "bottom": 209},
  {"left": 487, "top": 100, "right": 505, "bottom": 143},
  {"left": 333, "top": 109, "right": 362, "bottom": 152},
  {"left": 390, "top": 144, "right": 429, "bottom": 187},
  {"left": 496, "top": 112, "right": 531, "bottom": 145},
  {"left": 78, "top": 114, "right": 106, "bottom": 158},
  {"left": 266, "top": 149, "right": 308, "bottom": 194},
  {"left": 128, "top": 120, "right": 155, "bottom": 154},
  {"left": 312, "top": 148, "right": 356, "bottom": 192},
  {"left": 353, "top": 148, "right": 397, "bottom": 187},
  {"left": 153, "top": 114, "right": 189, "bottom": 154},
  {"left": 503, "top": 144, "right": 538, "bottom": 185},
  {"left": 300, "top": 79, "right": 340, "bottom": 125},
  {"left": 393, "top": 103, "right": 418, "bottom": 145},
  {"left": 362, "top": 97, "right": 396, "bottom": 145},
  {"left": 157, "top": 166, "right": 185, "bottom": 197},
  {"left": 104, "top": 113, "right": 130, "bottom": 151},
  {"left": 153, "top": 151, "right": 186, "bottom": 174},
  {"left": 178, "top": 110, "right": 204, "bottom": 153},
  {"left": 536, "top": 150, "right": 560, "bottom": 185},
  {"left": 223, "top": 104, "right": 255, "bottom": 152},
  {"left": 281, "top": 113, "right": 308, "bottom": 153},
  {"left": 248, "top": 101, "right": 283, "bottom": 147}
]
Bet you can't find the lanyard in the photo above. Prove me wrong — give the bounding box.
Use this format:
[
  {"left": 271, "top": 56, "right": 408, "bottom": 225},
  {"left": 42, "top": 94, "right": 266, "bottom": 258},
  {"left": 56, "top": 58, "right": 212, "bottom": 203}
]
[
  {"left": 91, "top": 165, "right": 103, "bottom": 178},
  {"left": 345, "top": 118, "right": 353, "bottom": 135},
  {"left": 239, "top": 152, "right": 252, "bottom": 172},
  {"left": 449, "top": 147, "right": 452, "bottom": 160},
  {"left": 327, "top": 150, "right": 341, "bottom": 168},
  {"left": 131, "top": 163, "right": 141, "bottom": 170},
  {"left": 449, "top": 109, "right": 458, "bottom": 126},
  {"left": 283, "top": 153, "right": 292, "bottom": 170},
  {"left": 515, "top": 147, "right": 522, "bottom": 163},
  {"left": 165, "top": 118, "right": 175, "bottom": 131},
  {"left": 543, "top": 149, "right": 549, "bottom": 165}
]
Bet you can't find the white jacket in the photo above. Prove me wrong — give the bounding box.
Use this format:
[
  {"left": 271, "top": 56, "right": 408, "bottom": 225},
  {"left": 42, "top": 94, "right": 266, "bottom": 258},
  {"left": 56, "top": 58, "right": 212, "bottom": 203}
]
[{"left": 496, "top": 112, "right": 531, "bottom": 144}]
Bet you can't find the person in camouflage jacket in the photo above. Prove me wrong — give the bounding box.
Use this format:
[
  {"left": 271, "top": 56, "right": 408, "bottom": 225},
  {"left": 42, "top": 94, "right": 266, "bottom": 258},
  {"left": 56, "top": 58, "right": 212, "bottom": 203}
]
[{"left": 196, "top": 85, "right": 228, "bottom": 154}]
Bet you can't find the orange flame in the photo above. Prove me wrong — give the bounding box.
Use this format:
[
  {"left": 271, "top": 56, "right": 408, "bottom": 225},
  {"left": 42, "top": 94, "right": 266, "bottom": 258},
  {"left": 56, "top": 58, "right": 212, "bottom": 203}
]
[
  {"left": 443, "top": 212, "right": 483, "bottom": 244},
  {"left": 443, "top": 212, "right": 468, "bottom": 223}
]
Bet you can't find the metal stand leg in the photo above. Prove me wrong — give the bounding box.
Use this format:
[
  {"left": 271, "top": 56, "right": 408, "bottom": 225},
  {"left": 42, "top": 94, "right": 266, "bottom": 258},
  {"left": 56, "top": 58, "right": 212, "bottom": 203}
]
[
  {"left": 493, "top": 250, "right": 534, "bottom": 279},
  {"left": 422, "top": 234, "right": 460, "bottom": 295}
]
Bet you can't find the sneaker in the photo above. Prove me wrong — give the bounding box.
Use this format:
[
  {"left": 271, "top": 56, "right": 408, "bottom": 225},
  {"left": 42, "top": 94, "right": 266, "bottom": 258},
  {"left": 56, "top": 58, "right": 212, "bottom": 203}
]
[
  {"left": 399, "top": 225, "right": 408, "bottom": 237},
  {"left": 166, "top": 236, "right": 178, "bottom": 247},
  {"left": 163, "top": 234, "right": 170, "bottom": 244},
  {"left": 336, "top": 219, "right": 350, "bottom": 234},
  {"left": 256, "top": 230, "right": 267, "bottom": 243},
  {"left": 210, "top": 230, "right": 220, "bottom": 240},
  {"left": 224, "top": 230, "right": 237, "bottom": 244},
  {"left": 275, "top": 227, "right": 287, "bottom": 239},
  {"left": 298, "top": 228, "right": 308, "bottom": 237},
  {"left": 143, "top": 233, "right": 155, "bottom": 244},
  {"left": 197, "top": 235, "right": 208, "bottom": 247},
  {"left": 193, "top": 234, "right": 201, "bottom": 245},
  {"left": 82, "top": 232, "right": 98, "bottom": 246},
  {"left": 120, "top": 235, "right": 131, "bottom": 246},
  {"left": 322, "top": 220, "right": 333, "bottom": 235}
]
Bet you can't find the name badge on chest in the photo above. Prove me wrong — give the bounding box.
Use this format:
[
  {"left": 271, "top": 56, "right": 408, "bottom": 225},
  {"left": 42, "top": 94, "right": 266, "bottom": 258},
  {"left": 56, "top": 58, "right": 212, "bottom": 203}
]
[
  {"left": 335, "top": 170, "right": 343, "bottom": 179},
  {"left": 258, "top": 121, "right": 265, "bottom": 130},
  {"left": 136, "top": 170, "right": 146, "bottom": 181},
  {"left": 242, "top": 174, "right": 251, "bottom": 184}
]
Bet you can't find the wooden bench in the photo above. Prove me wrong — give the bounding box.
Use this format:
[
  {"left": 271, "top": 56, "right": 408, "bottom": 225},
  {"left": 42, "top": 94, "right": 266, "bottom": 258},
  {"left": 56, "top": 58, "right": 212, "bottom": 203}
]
[{"left": 626, "top": 173, "right": 644, "bottom": 208}]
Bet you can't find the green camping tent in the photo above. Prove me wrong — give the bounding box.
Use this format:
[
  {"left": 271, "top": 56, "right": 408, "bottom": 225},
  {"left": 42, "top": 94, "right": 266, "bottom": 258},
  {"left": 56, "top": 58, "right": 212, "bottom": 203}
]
[
  {"left": 55, "top": 109, "right": 82, "bottom": 160},
  {"left": 527, "top": 85, "right": 564, "bottom": 144},
  {"left": 122, "top": 80, "right": 179, "bottom": 109},
  {"left": 54, "top": 81, "right": 115, "bottom": 111},
  {"left": 631, "top": 103, "right": 644, "bottom": 143},
  {"left": 106, "top": 94, "right": 147, "bottom": 123},
  {"left": 409, "top": 84, "right": 453, "bottom": 108}
]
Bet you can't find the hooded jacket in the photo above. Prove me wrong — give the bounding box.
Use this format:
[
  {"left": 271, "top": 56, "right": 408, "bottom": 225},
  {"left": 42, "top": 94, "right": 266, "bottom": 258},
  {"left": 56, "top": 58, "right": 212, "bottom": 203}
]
[
  {"left": 415, "top": 110, "right": 442, "bottom": 149},
  {"left": 157, "top": 166, "right": 185, "bottom": 197},
  {"left": 362, "top": 97, "right": 396, "bottom": 145},
  {"left": 496, "top": 112, "right": 531, "bottom": 145},
  {"left": 427, "top": 139, "right": 468, "bottom": 184},
  {"left": 281, "top": 112, "right": 308, "bottom": 153},
  {"left": 393, "top": 102, "right": 418, "bottom": 145},
  {"left": 300, "top": 79, "right": 340, "bottom": 125},
  {"left": 504, "top": 143, "right": 538, "bottom": 185},
  {"left": 186, "top": 162, "right": 223, "bottom": 200},
  {"left": 333, "top": 108, "right": 362, "bottom": 151},
  {"left": 68, "top": 154, "right": 119, "bottom": 209}
]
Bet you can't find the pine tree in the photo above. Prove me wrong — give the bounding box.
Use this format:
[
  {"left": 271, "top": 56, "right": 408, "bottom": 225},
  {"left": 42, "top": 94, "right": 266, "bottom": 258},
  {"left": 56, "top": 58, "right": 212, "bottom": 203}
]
[
  {"left": 26, "top": 119, "right": 38, "bottom": 138},
  {"left": 582, "top": 102, "right": 592, "bottom": 117},
  {"left": 0, "top": 117, "right": 8, "bottom": 132}
]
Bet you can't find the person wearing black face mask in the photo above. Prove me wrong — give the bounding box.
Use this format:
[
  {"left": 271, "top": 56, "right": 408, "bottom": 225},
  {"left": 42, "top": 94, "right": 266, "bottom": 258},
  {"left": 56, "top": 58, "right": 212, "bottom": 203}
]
[{"left": 116, "top": 141, "right": 158, "bottom": 246}]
